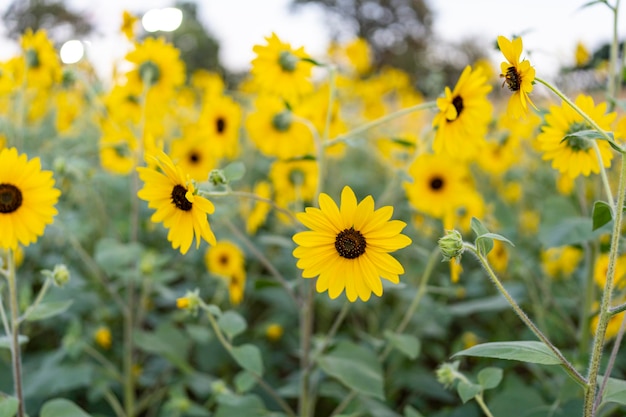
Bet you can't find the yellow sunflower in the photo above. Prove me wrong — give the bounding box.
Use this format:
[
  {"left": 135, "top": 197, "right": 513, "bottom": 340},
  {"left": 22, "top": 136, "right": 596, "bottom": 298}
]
[
  {"left": 594, "top": 252, "right": 626, "bottom": 289},
  {"left": 241, "top": 181, "right": 272, "bottom": 235},
  {"left": 198, "top": 94, "right": 242, "bottom": 160},
  {"left": 250, "top": 33, "right": 314, "bottom": 103},
  {"left": 541, "top": 246, "right": 583, "bottom": 280},
  {"left": 0, "top": 147, "right": 61, "bottom": 250},
  {"left": 497, "top": 35, "right": 536, "bottom": 119},
  {"left": 537, "top": 94, "right": 615, "bottom": 178},
  {"left": 432, "top": 65, "right": 492, "bottom": 160},
  {"left": 99, "top": 121, "right": 138, "bottom": 175},
  {"left": 245, "top": 95, "right": 314, "bottom": 159},
  {"left": 125, "top": 37, "right": 185, "bottom": 99},
  {"left": 170, "top": 135, "right": 217, "bottom": 182},
  {"left": 137, "top": 149, "right": 217, "bottom": 254},
  {"left": 205, "top": 240, "right": 245, "bottom": 278},
  {"left": 20, "top": 28, "right": 61, "bottom": 88},
  {"left": 120, "top": 10, "right": 139, "bottom": 41},
  {"left": 269, "top": 158, "right": 318, "bottom": 211},
  {"left": 404, "top": 153, "right": 473, "bottom": 220},
  {"left": 293, "top": 186, "right": 412, "bottom": 302}
]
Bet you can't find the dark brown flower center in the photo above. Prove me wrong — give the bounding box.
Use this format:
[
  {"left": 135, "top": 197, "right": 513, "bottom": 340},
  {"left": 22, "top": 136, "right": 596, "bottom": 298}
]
[
  {"left": 429, "top": 176, "right": 444, "bottom": 191},
  {"left": 447, "top": 95, "right": 464, "bottom": 122},
  {"left": 188, "top": 151, "right": 201, "bottom": 164},
  {"left": 502, "top": 66, "right": 521, "bottom": 91},
  {"left": 335, "top": 227, "right": 366, "bottom": 259},
  {"left": 216, "top": 117, "right": 226, "bottom": 134},
  {"left": 219, "top": 254, "right": 229, "bottom": 265},
  {"left": 171, "top": 184, "right": 192, "bottom": 211},
  {"left": 0, "top": 184, "right": 22, "bottom": 214}
]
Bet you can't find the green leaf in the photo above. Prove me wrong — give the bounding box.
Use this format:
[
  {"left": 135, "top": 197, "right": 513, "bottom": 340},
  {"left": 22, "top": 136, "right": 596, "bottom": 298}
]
[
  {"left": 40, "top": 399, "right": 93, "bottom": 417},
  {"left": 457, "top": 381, "right": 482, "bottom": 403},
  {"left": 134, "top": 324, "right": 192, "bottom": 372},
  {"left": 214, "top": 393, "right": 267, "bottom": 417},
  {"left": 539, "top": 216, "right": 608, "bottom": 247},
  {"left": 561, "top": 129, "right": 612, "bottom": 143},
  {"left": 0, "top": 335, "right": 28, "bottom": 350},
  {"left": 0, "top": 396, "right": 18, "bottom": 417},
  {"left": 234, "top": 370, "right": 257, "bottom": 393},
  {"left": 384, "top": 331, "right": 420, "bottom": 360},
  {"left": 478, "top": 367, "right": 503, "bottom": 390},
  {"left": 470, "top": 217, "right": 493, "bottom": 256},
  {"left": 94, "top": 238, "right": 143, "bottom": 277},
  {"left": 231, "top": 344, "right": 264, "bottom": 376},
  {"left": 599, "top": 376, "right": 626, "bottom": 407},
  {"left": 477, "top": 233, "right": 515, "bottom": 247},
  {"left": 317, "top": 341, "right": 385, "bottom": 400},
  {"left": 592, "top": 200, "right": 613, "bottom": 231},
  {"left": 25, "top": 300, "right": 73, "bottom": 322},
  {"left": 218, "top": 311, "right": 247, "bottom": 341},
  {"left": 403, "top": 405, "right": 424, "bottom": 417},
  {"left": 453, "top": 341, "right": 562, "bottom": 365},
  {"left": 222, "top": 162, "right": 246, "bottom": 182}
]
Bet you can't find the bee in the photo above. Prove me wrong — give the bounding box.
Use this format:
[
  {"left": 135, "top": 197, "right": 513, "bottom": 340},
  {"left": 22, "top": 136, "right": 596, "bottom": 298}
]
[{"left": 500, "top": 66, "right": 521, "bottom": 91}]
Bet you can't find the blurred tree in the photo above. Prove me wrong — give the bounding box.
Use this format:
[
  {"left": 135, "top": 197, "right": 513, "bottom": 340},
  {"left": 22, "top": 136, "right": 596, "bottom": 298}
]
[
  {"left": 169, "top": 1, "right": 224, "bottom": 80},
  {"left": 2, "top": 0, "right": 93, "bottom": 43}
]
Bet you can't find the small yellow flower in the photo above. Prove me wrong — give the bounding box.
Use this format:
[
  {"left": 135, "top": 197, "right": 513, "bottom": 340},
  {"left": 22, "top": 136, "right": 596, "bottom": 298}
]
[
  {"left": 497, "top": 35, "right": 537, "bottom": 119},
  {"left": 266, "top": 323, "right": 284, "bottom": 342},
  {"left": 94, "top": 326, "right": 112, "bottom": 350},
  {"left": 575, "top": 41, "right": 590, "bottom": 68},
  {"left": 541, "top": 246, "right": 583, "bottom": 279},
  {"left": 121, "top": 10, "right": 139, "bottom": 41},
  {"left": 176, "top": 297, "right": 190, "bottom": 309}
]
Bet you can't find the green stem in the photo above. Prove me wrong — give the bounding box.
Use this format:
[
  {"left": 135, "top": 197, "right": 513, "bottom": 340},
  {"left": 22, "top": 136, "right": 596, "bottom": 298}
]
[
  {"left": 299, "top": 280, "right": 315, "bottom": 417},
  {"left": 454, "top": 372, "right": 496, "bottom": 417},
  {"left": 580, "top": 243, "right": 598, "bottom": 357},
  {"left": 202, "top": 304, "right": 296, "bottom": 417},
  {"left": 535, "top": 76, "right": 616, "bottom": 205},
  {"left": 104, "top": 389, "right": 127, "bottom": 417},
  {"left": 324, "top": 101, "right": 437, "bottom": 148},
  {"left": 201, "top": 189, "right": 300, "bottom": 225},
  {"left": 594, "top": 311, "right": 626, "bottom": 411},
  {"left": 584, "top": 155, "right": 626, "bottom": 417},
  {"left": 466, "top": 243, "right": 587, "bottom": 388},
  {"left": 19, "top": 277, "right": 52, "bottom": 323},
  {"left": 7, "top": 250, "right": 25, "bottom": 417},
  {"left": 83, "top": 343, "right": 124, "bottom": 383},
  {"left": 607, "top": 0, "right": 620, "bottom": 105}
]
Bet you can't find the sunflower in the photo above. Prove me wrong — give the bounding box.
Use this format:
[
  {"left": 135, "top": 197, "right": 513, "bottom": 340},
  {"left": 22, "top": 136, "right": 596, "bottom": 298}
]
[
  {"left": 99, "top": 121, "right": 138, "bottom": 175},
  {"left": 125, "top": 37, "right": 185, "bottom": 99},
  {"left": 293, "top": 186, "right": 412, "bottom": 302},
  {"left": 245, "top": 95, "right": 314, "bottom": 160},
  {"left": 137, "top": 149, "right": 217, "bottom": 254},
  {"left": 269, "top": 158, "right": 318, "bottom": 212},
  {"left": 170, "top": 135, "right": 217, "bottom": 182},
  {"left": 0, "top": 147, "right": 61, "bottom": 250},
  {"left": 497, "top": 35, "right": 536, "bottom": 119},
  {"left": 432, "top": 66, "right": 492, "bottom": 160},
  {"left": 537, "top": 94, "right": 615, "bottom": 178},
  {"left": 404, "top": 153, "right": 473, "bottom": 220},
  {"left": 241, "top": 181, "right": 272, "bottom": 235},
  {"left": 541, "top": 246, "right": 583, "bottom": 280},
  {"left": 120, "top": 10, "right": 138, "bottom": 41},
  {"left": 198, "top": 94, "right": 242, "bottom": 160},
  {"left": 205, "top": 240, "right": 245, "bottom": 278},
  {"left": 250, "top": 33, "right": 314, "bottom": 103},
  {"left": 20, "top": 28, "right": 61, "bottom": 88},
  {"left": 594, "top": 253, "right": 626, "bottom": 289}
]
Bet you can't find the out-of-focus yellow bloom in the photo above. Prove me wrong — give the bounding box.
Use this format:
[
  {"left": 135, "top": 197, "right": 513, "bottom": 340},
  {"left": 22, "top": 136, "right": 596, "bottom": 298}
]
[
  {"left": 575, "top": 41, "right": 590, "bottom": 68},
  {"left": 266, "top": 323, "right": 284, "bottom": 342},
  {"left": 94, "top": 326, "right": 112, "bottom": 350},
  {"left": 121, "top": 10, "right": 139, "bottom": 41},
  {"left": 541, "top": 246, "right": 583, "bottom": 279}
]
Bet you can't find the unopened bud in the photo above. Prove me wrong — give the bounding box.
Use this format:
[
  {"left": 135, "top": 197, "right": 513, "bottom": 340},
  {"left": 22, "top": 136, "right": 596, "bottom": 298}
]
[{"left": 438, "top": 229, "right": 465, "bottom": 262}]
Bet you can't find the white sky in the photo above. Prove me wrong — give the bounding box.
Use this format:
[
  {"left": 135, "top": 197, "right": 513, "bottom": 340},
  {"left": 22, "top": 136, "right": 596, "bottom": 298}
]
[{"left": 0, "top": 0, "right": 623, "bottom": 81}]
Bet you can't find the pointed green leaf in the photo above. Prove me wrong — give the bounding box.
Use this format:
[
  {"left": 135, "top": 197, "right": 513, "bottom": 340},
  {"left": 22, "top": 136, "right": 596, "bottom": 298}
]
[
  {"left": 403, "top": 405, "right": 424, "bottom": 417},
  {"left": 234, "top": 370, "right": 257, "bottom": 393},
  {"left": 317, "top": 341, "right": 385, "bottom": 400},
  {"left": 477, "top": 233, "right": 514, "bottom": 247},
  {"left": 592, "top": 201, "right": 613, "bottom": 231},
  {"left": 453, "top": 341, "right": 562, "bottom": 365},
  {"left": 470, "top": 217, "right": 493, "bottom": 256},
  {"left": 40, "top": 399, "right": 93, "bottom": 417},
  {"left": 231, "top": 344, "right": 264, "bottom": 376},
  {"left": 222, "top": 162, "right": 246, "bottom": 183},
  {"left": 384, "top": 331, "right": 420, "bottom": 360},
  {"left": 600, "top": 376, "right": 626, "bottom": 407},
  {"left": 0, "top": 396, "right": 18, "bottom": 417},
  {"left": 218, "top": 311, "right": 247, "bottom": 341},
  {"left": 25, "top": 300, "right": 73, "bottom": 322},
  {"left": 457, "top": 381, "right": 482, "bottom": 403},
  {"left": 478, "top": 367, "right": 503, "bottom": 390}
]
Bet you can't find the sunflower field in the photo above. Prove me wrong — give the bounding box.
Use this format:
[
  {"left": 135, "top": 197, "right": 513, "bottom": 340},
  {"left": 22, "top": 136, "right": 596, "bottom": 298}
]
[{"left": 2, "top": 2, "right": 626, "bottom": 417}]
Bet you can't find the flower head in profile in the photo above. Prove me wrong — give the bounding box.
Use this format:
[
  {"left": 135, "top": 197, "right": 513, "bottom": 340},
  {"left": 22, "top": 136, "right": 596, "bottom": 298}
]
[
  {"left": 137, "top": 149, "right": 217, "bottom": 254},
  {"left": 0, "top": 148, "right": 61, "bottom": 250},
  {"left": 250, "top": 33, "right": 314, "bottom": 103},
  {"left": 432, "top": 65, "right": 492, "bottom": 160},
  {"left": 497, "top": 35, "right": 536, "bottom": 119},
  {"left": 537, "top": 94, "right": 615, "bottom": 178},
  {"left": 293, "top": 186, "right": 412, "bottom": 302}
]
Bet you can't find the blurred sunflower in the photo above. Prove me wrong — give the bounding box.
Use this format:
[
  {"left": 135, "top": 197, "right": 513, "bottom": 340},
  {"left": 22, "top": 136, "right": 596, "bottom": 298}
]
[
  {"left": 404, "top": 153, "right": 473, "bottom": 220},
  {"left": 293, "top": 186, "right": 412, "bottom": 302},
  {"left": 246, "top": 95, "right": 313, "bottom": 159},
  {"left": 432, "top": 65, "right": 492, "bottom": 160},
  {"left": 269, "top": 158, "right": 318, "bottom": 212},
  {"left": 205, "top": 240, "right": 245, "bottom": 278},
  {"left": 120, "top": 10, "right": 138, "bottom": 41},
  {"left": 497, "top": 35, "right": 536, "bottom": 119},
  {"left": 593, "top": 252, "right": 626, "bottom": 289},
  {"left": 125, "top": 37, "right": 185, "bottom": 99},
  {"left": 99, "top": 121, "right": 138, "bottom": 175},
  {"left": 137, "top": 149, "right": 217, "bottom": 254},
  {"left": 198, "top": 94, "right": 242, "bottom": 160},
  {"left": 241, "top": 181, "right": 272, "bottom": 235},
  {"left": 537, "top": 94, "right": 615, "bottom": 178},
  {"left": 250, "top": 33, "right": 314, "bottom": 103},
  {"left": 20, "top": 28, "right": 61, "bottom": 88},
  {"left": 0, "top": 147, "right": 61, "bottom": 250},
  {"left": 170, "top": 135, "right": 217, "bottom": 182},
  {"left": 541, "top": 246, "right": 583, "bottom": 280}
]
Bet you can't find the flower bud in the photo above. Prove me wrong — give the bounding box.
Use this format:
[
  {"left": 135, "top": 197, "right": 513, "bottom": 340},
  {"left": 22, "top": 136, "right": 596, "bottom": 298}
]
[
  {"left": 436, "top": 361, "right": 460, "bottom": 389},
  {"left": 438, "top": 229, "right": 465, "bottom": 262},
  {"left": 176, "top": 289, "right": 201, "bottom": 316}
]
